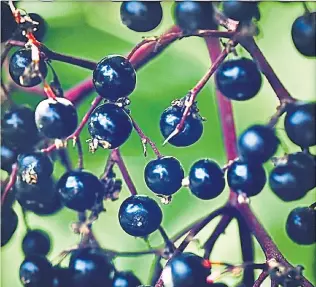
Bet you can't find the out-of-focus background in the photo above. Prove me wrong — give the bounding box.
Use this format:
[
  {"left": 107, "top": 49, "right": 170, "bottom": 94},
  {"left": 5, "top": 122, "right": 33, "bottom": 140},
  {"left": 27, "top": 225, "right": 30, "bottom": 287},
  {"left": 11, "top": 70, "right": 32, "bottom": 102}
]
[{"left": 1, "top": 1, "right": 315, "bottom": 286}]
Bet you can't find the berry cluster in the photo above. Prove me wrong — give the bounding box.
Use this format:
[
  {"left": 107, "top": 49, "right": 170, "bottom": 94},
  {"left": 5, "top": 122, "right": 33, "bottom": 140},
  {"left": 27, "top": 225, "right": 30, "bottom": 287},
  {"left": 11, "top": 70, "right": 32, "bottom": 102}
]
[{"left": 1, "top": 1, "right": 315, "bottom": 287}]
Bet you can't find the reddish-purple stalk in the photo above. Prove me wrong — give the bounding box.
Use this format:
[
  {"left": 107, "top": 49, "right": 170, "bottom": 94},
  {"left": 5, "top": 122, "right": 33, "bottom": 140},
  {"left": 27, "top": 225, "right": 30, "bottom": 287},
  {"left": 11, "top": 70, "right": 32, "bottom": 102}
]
[
  {"left": 1, "top": 163, "right": 18, "bottom": 205},
  {"left": 2, "top": 20, "right": 313, "bottom": 287}
]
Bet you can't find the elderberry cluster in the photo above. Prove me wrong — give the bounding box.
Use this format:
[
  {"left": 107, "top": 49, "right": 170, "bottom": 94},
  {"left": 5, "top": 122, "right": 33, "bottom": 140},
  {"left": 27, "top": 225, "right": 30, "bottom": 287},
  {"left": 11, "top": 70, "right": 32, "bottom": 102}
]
[{"left": 1, "top": 1, "right": 316, "bottom": 287}]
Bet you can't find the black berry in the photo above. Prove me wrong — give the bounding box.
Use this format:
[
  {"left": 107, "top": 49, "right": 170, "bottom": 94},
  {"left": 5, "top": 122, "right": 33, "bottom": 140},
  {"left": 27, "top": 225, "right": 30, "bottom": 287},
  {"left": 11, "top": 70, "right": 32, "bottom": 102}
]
[
  {"left": 223, "top": 1, "right": 260, "bottom": 22},
  {"left": 286, "top": 207, "right": 315, "bottom": 245},
  {"left": 119, "top": 195, "right": 163, "bottom": 237},
  {"left": 284, "top": 102, "right": 316, "bottom": 148},
  {"left": 57, "top": 170, "right": 104, "bottom": 212},
  {"left": 269, "top": 164, "right": 308, "bottom": 202},
  {"left": 1, "top": 145, "right": 17, "bottom": 173},
  {"left": 1, "top": 2, "right": 18, "bottom": 42},
  {"left": 112, "top": 271, "right": 142, "bottom": 287},
  {"left": 19, "top": 255, "right": 54, "bottom": 287},
  {"left": 69, "top": 248, "right": 113, "bottom": 287},
  {"left": 215, "top": 58, "right": 262, "bottom": 101},
  {"left": 93, "top": 55, "right": 136, "bottom": 101},
  {"left": 1, "top": 207, "right": 18, "bottom": 246},
  {"left": 287, "top": 152, "right": 316, "bottom": 191},
  {"left": 174, "top": 1, "right": 216, "bottom": 32},
  {"left": 238, "top": 125, "right": 279, "bottom": 164},
  {"left": 161, "top": 252, "right": 210, "bottom": 287},
  {"left": 120, "top": 1, "right": 163, "bottom": 32},
  {"left": 17, "top": 152, "right": 54, "bottom": 185},
  {"left": 227, "top": 160, "right": 266, "bottom": 197},
  {"left": 88, "top": 103, "right": 133, "bottom": 150},
  {"left": 144, "top": 156, "right": 184, "bottom": 196},
  {"left": 160, "top": 105, "right": 203, "bottom": 147},
  {"left": 189, "top": 159, "right": 225, "bottom": 200},
  {"left": 1, "top": 105, "right": 39, "bottom": 151},
  {"left": 35, "top": 97, "right": 78, "bottom": 139},
  {"left": 29, "top": 13, "right": 47, "bottom": 41},
  {"left": 9, "top": 48, "right": 48, "bottom": 87},
  {"left": 52, "top": 267, "right": 74, "bottom": 287},
  {"left": 291, "top": 12, "right": 316, "bottom": 57},
  {"left": 22, "top": 229, "right": 51, "bottom": 256}
]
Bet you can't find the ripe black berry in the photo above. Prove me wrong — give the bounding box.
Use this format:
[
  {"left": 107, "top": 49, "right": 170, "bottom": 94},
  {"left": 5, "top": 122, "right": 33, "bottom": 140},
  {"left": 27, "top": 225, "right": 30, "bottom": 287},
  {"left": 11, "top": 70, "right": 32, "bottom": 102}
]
[
  {"left": 160, "top": 105, "right": 203, "bottom": 147},
  {"left": 269, "top": 164, "right": 308, "bottom": 202},
  {"left": 1, "top": 2, "right": 18, "bottom": 42},
  {"left": 52, "top": 267, "right": 74, "bottom": 287},
  {"left": 144, "top": 156, "right": 184, "bottom": 196},
  {"left": 174, "top": 1, "right": 216, "bottom": 32},
  {"left": 227, "top": 160, "right": 266, "bottom": 197},
  {"left": 17, "top": 152, "right": 54, "bottom": 185},
  {"left": 119, "top": 195, "right": 163, "bottom": 237},
  {"left": 28, "top": 13, "right": 47, "bottom": 42},
  {"left": 93, "top": 55, "right": 136, "bottom": 101},
  {"left": 112, "top": 271, "right": 142, "bottom": 287},
  {"left": 286, "top": 207, "right": 315, "bottom": 245},
  {"left": 189, "top": 159, "right": 225, "bottom": 200},
  {"left": 69, "top": 248, "right": 113, "bottom": 287},
  {"left": 35, "top": 97, "right": 78, "bottom": 139},
  {"left": 1, "top": 207, "right": 18, "bottom": 246},
  {"left": 22, "top": 229, "right": 51, "bottom": 257},
  {"left": 161, "top": 252, "right": 210, "bottom": 287},
  {"left": 1, "top": 105, "right": 39, "bottom": 151},
  {"left": 284, "top": 102, "right": 316, "bottom": 148},
  {"left": 291, "top": 12, "right": 316, "bottom": 57},
  {"left": 223, "top": 1, "right": 260, "bottom": 22},
  {"left": 88, "top": 103, "right": 133, "bottom": 150},
  {"left": 120, "top": 1, "right": 163, "bottom": 32},
  {"left": 215, "top": 58, "right": 262, "bottom": 101},
  {"left": 238, "top": 125, "right": 279, "bottom": 164},
  {"left": 19, "top": 255, "right": 54, "bottom": 287},
  {"left": 9, "top": 48, "right": 48, "bottom": 87},
  {"left": 288, "top": 152, "right": 316, "bottom": 191},
  {"left": 1, "top": 145, "right": 17, "bottom": 173},
  {"left": 57, "top": 170, "right": 104, "bottom": 212}
]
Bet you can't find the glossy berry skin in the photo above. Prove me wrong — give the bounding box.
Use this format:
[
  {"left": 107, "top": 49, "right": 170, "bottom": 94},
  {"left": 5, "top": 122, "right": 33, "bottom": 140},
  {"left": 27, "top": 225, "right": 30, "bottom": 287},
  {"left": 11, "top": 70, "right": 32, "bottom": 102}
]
[
  {"left": 1, "top": 145, "right": 17, "bottom": 173},
  {"left": 1, "top": 2, "right": 18, "bottom": 42},
  {"left": 238, "top": 125, "right": 279, "bottom": 164},
  {"left": 286, "top": 207, "right": 315, "bottom": 245},
  {"left": 112, "top": 271, "right": 142, "bottom": 287},
  {"left": 29, "top": 13, "right": 47, "bottom": 42},
  {"left": 88, "top": 103, "right": 133, "bottom": 149},
  {"left": 223, "top": 1, "right": 260, "bottom": 22},
  {"left": 69, "top": 248, "right": 113, "bottom": 287},
  {"left": 17, "top": 152, "right": 54, "bottom": 184},
  {"left": 119, "top": 195, "right": 163, "bottom": 237},
  {"left": 288, "top": 152, "right": 316, "bottom": 191},
  {"left": 227, "top": 160, "right": 266, "bottom": 197},
  {"left": 174, "top": 2, "right": 216, "bottom": 32},
  {"left": 144, "top": 156, "right": 184, "bottom": 196},
  {"left": 120, "top": 1, "right": 163, "bottom": 32},
  {"left": 284, "top": 102, "right": 316, "bottom": 148},
  {"left": 22, "top": 229, "right": 51, "bottom": 257},
  {"left": 160, "top": 106, "right": 203, "bottom": 147},
  {"left": 35, "top": 97, "right": 78, "bottom": 139},
  {"left": 161, "top": 253, "right": 210, "bottom": 287},
  {"left": 57, "top": 170, "right": 103, "bottom": 212},
  {"left": 93, "top": 55, "right": 136, "bottom": 101},
  {"left": 269, "top": 164, "right": 308, "bottom": 202},
  {"left": 1, "top": 208, "right": 18, "bottom": 246},
  {"left": 291, "top": 12, "right": 316, "bottom": 57},
  {"left": 215, "top": 58, "right": 262, "bottom": 101},
  {"left": 9, "top": 48, "right": 48, "bottom": 87},
  {"left": 189, "top": 159, "right": 225, "bottom": 200},
  {"left": 19, "top": 255, "right": 54, "bottom": 287},
  {"left": 1, "top": 105, "right": 39, "bottom": 151}
]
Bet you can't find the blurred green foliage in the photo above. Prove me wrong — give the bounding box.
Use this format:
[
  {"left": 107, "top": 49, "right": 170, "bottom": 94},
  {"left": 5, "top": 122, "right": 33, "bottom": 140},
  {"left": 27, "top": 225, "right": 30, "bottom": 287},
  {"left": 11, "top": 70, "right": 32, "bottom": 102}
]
[{"left": 1, "top": 1, "right": 315, "bottom": 287}]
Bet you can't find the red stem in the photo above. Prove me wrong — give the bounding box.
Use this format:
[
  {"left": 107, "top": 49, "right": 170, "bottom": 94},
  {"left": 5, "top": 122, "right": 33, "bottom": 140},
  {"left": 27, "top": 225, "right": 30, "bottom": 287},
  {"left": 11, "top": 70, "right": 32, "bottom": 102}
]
[
  {"left": 253, "top": 271, "right": 269, "bottom": 287},
  {"left": 1, "top": 164, "right": 18, "bottom": 205}
]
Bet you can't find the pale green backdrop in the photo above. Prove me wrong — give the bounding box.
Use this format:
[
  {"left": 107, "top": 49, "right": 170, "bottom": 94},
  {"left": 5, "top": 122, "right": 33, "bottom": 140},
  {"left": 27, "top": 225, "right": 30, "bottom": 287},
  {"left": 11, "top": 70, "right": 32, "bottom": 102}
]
[{"left": 1, "top": 1, "right": 315, "bottom": 287}]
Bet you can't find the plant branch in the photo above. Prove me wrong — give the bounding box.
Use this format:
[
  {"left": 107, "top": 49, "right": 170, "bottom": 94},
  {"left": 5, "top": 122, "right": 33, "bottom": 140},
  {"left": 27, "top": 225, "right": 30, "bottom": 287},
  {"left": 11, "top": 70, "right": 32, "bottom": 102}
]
[
  {"left": 1, "top": 164, "right": 17, "bottom": 205},
  {"left": 158, "top": 226, "right": 175, "bottom": 253},
  {"left": 253, "top": 271, "right": 269, "bottom": 287}
]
